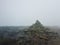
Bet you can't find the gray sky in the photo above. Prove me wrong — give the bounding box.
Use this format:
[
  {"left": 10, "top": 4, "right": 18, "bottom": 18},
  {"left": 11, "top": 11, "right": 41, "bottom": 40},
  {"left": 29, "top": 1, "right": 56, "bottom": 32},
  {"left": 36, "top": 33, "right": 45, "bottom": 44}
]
[{"left": 0, "top": 0, "right": 60, "bottom": 26}]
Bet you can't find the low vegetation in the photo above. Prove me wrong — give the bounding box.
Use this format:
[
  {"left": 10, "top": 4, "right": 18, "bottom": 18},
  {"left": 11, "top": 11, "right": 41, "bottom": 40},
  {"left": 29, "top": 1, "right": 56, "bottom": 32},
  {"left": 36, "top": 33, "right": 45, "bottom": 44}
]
[{"left": 0, "top": 20, "right": 60, "bottom": 45}]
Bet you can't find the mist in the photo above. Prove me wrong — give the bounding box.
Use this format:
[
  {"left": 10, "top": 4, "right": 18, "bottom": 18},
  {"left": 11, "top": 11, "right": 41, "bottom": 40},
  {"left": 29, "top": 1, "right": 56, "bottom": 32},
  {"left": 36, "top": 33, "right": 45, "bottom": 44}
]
[{"left": 0, "top": 0, "right": 60, "bottom": 26}]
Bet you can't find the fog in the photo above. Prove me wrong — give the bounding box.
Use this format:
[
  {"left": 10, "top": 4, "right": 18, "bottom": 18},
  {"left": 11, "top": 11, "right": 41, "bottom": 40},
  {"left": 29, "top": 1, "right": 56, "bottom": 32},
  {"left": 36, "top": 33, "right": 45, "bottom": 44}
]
[{"left": 0, "top": 0, "right": 60, "bottom": 26}]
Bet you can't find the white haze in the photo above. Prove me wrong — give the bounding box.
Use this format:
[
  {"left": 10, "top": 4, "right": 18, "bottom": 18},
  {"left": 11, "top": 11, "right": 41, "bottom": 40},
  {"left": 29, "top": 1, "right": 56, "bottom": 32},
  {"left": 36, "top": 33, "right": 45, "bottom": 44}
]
[{"left": 0, "top": 0, "right": 60, "bottom": 26}]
